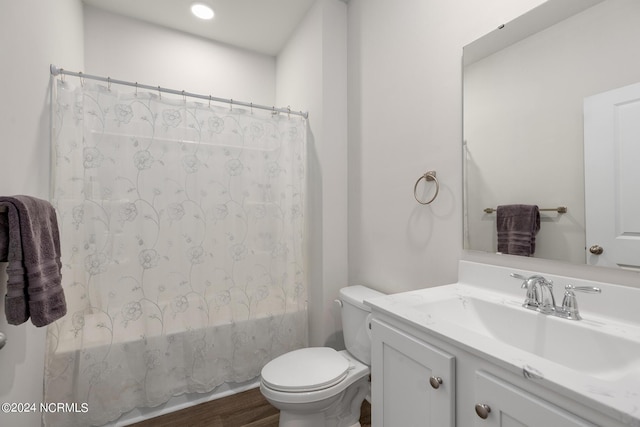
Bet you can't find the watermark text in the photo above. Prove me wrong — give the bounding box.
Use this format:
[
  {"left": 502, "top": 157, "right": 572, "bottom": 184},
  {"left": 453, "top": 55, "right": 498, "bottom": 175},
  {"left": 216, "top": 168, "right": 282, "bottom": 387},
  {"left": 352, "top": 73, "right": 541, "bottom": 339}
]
[{"left": 2, "top": 402, "right": 89, "bottom": 413}]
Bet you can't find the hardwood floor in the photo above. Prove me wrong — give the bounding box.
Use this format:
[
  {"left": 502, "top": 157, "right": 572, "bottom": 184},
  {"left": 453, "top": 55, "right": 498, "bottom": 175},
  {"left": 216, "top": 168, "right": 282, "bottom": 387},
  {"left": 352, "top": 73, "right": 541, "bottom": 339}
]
[{"left": 129, "top": 387, "right": 372, "bottom": 427}]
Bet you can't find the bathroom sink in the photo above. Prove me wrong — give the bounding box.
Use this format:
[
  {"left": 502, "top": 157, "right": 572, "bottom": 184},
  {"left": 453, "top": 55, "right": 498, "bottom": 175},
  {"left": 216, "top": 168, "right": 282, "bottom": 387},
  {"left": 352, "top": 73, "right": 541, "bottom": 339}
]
[
  {"left": 410, "top": 289, "right": 640, "bottom": 381},
  {"left": 365, "top": 262, "right": 640, "bottom": 426}
]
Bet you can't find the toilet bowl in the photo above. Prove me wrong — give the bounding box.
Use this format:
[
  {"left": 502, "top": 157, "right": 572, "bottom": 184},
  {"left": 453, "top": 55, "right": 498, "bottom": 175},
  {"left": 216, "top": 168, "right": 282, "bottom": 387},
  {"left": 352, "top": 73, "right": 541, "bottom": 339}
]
[{"left": 260, "top": 286, "right": 384, "bottom": 427}]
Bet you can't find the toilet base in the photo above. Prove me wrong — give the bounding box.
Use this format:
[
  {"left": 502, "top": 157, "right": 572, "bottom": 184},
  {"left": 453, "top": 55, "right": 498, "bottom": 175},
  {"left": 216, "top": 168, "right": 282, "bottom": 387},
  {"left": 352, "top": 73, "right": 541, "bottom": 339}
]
[{"left": 268, "top": 375, "right": 370, "bottom": 427}]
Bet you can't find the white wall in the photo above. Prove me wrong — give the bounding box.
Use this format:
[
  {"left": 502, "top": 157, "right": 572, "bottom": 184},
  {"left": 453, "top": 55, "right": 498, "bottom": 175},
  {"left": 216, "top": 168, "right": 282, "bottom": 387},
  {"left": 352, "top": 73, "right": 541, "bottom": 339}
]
[
  {"left": 276, "top": 0, "right": 348, "bottom": 348},
  {"left": 347, "top": 0, "right": 544, "bottom": 294},
  {"left": 0, "top": 1, "right": 84, "bottom": 426},
  {"left": 84, "top": 6, "right": 276, "bottom": 105}
]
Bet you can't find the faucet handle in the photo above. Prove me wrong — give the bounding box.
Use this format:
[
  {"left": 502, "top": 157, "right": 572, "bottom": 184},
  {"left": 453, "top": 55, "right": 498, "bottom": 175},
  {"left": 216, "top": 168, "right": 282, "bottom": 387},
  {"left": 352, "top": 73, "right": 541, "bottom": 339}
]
[
  {"left": 509, "top": 273, "right": 537, "bottom": 289},
  {"left": 510, "top": 273, "right": 553, "bottom": 289},
  {"left": 561, "top": 285, "right": 601, "bottom": 320},
  {"left": 510, "top": 273, "right": 548, "bottom": 288},
  {"left": 510, "top": 273, "right": 528, "bottom": 288},
  {"left": 510, "top": 272, "right": 528, "bottom": 281},
  {"left": 565, "top": 284, "right": 601, "bottom": 294}
]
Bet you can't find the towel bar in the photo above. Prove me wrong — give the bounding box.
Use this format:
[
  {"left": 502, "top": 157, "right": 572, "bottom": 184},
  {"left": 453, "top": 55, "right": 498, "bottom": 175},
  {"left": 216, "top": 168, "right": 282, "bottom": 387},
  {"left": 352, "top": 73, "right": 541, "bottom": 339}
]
[{"left": 484, "top": 206, "right": 567, "bottom": 214}]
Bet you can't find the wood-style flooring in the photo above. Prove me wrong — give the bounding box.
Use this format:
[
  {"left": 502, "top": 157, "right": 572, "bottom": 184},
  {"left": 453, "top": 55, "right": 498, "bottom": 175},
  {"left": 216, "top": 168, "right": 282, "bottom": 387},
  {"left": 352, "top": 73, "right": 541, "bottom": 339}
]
[{"left": 129, "top": 387, "right": 372, "bottom": 427}]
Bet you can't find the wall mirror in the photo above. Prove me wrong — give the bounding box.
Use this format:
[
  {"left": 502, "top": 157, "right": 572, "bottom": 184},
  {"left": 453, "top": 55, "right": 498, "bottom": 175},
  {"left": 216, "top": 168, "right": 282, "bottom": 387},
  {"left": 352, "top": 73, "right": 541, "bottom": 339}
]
[{"left": 463, "top": 0, "right": 640, "bottom": 270}]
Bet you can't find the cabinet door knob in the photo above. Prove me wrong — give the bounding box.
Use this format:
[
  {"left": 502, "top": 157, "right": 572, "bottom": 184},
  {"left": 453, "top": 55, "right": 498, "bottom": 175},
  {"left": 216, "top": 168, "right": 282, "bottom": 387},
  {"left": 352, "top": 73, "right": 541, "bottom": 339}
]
[
  {"left": 429, "top": 376, "right": 443, "bottom": 389},
  {"left": 475, "top": 403, "right": 491, "bottom": 419}
]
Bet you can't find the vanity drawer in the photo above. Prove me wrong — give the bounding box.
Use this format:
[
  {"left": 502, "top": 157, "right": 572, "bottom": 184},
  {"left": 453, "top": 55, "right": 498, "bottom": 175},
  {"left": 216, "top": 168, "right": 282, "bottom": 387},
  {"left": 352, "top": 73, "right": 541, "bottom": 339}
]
[{"left": 474, "top": 371, "right": 597, "bottom": 427}]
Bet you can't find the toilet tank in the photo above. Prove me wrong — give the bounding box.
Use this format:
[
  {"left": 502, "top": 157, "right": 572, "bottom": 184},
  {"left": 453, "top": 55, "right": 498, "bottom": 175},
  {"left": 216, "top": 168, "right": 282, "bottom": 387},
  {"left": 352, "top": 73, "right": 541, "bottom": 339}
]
[{"left": 339, "top": 285, "right": 385, "bottom": 365}]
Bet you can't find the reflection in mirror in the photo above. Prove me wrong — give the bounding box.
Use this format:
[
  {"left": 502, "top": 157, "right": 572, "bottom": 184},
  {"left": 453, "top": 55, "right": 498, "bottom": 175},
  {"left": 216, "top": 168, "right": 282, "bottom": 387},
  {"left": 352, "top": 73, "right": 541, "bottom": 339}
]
[{"left": 463, "top": 0, "right": 640, "bottom": 268}]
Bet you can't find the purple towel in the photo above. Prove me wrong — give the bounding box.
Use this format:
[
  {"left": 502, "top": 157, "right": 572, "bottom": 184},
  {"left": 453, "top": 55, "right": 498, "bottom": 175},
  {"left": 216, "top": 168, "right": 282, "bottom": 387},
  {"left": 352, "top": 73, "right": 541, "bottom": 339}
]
[
  {"left": 0, "top": 196, "right": 66, "bottom": 327},
  {"left": 496, "top": 204, "right": 540, "bottom": 257},
  {"left": 0, "top": 210, "right": 8, "bottom": 261}
]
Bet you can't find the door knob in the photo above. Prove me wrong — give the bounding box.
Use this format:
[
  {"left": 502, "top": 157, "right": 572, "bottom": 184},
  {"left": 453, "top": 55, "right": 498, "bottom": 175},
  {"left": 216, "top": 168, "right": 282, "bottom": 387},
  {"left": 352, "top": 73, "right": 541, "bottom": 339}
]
[
  {"left": 429, "top": 376, "right": 443, "bottom": 389},
  {"left": 475, "top": 403, "right": 491, "bottom": 419},
  {"left": 589, "top": 245, "right": 604, "bottom": 255}
]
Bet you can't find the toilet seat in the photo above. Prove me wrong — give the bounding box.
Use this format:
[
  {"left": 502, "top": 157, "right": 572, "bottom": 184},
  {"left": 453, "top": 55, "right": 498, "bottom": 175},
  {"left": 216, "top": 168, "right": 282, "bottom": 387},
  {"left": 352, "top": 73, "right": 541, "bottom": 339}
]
[
  {"left": 261, "top": 347, "right": 350, "bottom": 392},
  {"left": 261, "top": 350, "right": 370, "bottom": 406}
]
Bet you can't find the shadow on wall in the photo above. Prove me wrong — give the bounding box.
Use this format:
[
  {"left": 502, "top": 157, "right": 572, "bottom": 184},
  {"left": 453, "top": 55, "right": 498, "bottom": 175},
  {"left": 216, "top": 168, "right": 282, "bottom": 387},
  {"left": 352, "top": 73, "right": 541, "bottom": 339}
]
[
  {"left": 325, "top": 292, "right": 345, "bottom": 351},
  {"left": 305, "top": 123, "right": 326, "bottom": 348}
]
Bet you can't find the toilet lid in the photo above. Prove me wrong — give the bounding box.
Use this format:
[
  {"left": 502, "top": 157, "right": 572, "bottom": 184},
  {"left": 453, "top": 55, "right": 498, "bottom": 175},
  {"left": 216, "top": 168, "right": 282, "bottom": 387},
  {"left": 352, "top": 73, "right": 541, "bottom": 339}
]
[{"left": 261, "top": 347, "right": 350, "bottom": 392}]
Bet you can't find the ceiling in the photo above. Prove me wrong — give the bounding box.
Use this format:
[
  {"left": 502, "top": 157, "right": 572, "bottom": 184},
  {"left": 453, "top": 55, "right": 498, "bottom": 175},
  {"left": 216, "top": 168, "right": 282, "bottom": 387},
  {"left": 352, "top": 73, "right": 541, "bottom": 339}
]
[{"left": 82, "top": 0, "right": 316, "bottom": 56}]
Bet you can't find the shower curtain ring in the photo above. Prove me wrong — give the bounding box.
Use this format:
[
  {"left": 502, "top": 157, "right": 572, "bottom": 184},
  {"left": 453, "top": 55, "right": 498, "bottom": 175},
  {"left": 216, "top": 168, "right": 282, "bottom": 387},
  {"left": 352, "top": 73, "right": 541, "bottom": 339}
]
[
  {"left": 209, "top": 95, "right": 212, "bottom": 108},
  {"left": 229, "top": 99, "right": 233, "bottom": 111},
  {"left": 78, "top": 71, "right": 85, "bottom": 87},
  {"left": 107, "top": 77, "right": 111, "bottom": 91},
  {"left": 158, "top": 86, "right": 162, "bottom": 100},
  {"left": 250, "top": 102, "right": 253, "bottom": 114},
  {"left": 135, "top": 82, "right": 138, "bottom": 96},
  {"left": 182, "top": 90, "right": 186, "bottom": 102},
  {"left": 287, "top": 106, "right": 291, "bottom": 119}
]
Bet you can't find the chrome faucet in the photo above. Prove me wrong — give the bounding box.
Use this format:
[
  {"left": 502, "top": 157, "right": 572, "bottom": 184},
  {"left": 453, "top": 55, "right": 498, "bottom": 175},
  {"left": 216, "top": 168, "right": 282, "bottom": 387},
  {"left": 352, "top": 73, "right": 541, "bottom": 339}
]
[
  {"left": 510, "top": 273, "right": 601, "bottom": 320},
  {"left": 510, "top": 273, "right": 553, "bottom": 311},
  {"left": 536, "top": 277, "right": 556, "bottom": 314}
]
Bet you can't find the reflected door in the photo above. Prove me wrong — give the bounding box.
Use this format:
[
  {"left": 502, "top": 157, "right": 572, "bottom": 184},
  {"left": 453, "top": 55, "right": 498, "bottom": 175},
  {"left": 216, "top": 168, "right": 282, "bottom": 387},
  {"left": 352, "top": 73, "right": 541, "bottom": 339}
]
[{"left": 584, "top": 82, "right": 640, "bottom": 269}]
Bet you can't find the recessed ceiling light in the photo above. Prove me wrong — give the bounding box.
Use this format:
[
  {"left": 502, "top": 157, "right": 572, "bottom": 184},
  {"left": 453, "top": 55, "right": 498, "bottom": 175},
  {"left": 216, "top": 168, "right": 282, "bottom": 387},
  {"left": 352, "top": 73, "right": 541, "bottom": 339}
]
[{"left": 191, "top": 3, "right": 214, "bottom": 20}]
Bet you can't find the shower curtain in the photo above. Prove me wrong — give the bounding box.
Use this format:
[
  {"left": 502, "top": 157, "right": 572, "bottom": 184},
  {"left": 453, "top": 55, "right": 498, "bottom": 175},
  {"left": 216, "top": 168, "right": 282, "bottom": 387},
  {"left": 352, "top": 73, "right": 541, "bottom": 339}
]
[{"left": 45, "top": 79, "right": 308, "bottom": 426}]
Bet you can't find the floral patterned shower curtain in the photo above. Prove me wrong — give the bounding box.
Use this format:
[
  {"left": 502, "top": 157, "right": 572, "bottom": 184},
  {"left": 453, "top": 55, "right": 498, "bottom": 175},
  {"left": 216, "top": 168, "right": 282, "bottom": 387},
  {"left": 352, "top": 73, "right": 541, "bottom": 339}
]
[{"left": 45, "top": 79, "right": 307, "bottom": 426}]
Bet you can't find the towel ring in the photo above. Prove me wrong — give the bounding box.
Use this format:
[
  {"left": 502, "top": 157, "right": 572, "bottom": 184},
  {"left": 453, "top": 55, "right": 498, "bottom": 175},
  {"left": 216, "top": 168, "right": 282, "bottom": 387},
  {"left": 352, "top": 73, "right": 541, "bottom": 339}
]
[{"left": 414, "top": 171, "right": 439, "bottom": 205}]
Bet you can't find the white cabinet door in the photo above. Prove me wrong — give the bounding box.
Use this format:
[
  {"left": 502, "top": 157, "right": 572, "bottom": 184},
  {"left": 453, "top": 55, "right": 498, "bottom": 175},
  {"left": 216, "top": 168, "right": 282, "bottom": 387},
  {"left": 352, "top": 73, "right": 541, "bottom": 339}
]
[
  {"left": 371, "top": 319, "right": 455, "bottom": 427},
  {"left": 474, "top": 371, "right": 597, "bottom": 427}
]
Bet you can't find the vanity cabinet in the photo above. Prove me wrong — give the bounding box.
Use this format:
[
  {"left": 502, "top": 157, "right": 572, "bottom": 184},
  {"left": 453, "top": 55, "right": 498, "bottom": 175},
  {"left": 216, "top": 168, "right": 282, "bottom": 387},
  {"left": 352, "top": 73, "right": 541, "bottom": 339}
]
[
  {"left": 371, "top": 318, "right": 455, "bottom": 427},
  {"left": 474, "top": 371, "right": 596, "bottom": 427},
  {"left": 370, "top": 316, "right": 604, "bottom": 427}
]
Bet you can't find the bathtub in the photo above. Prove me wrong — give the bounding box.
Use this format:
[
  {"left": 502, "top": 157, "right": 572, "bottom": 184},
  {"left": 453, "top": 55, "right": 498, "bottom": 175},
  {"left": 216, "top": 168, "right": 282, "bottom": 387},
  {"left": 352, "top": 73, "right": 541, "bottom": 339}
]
[
  {"left": 45, "top": 297, "right": 307, "bottom": 427},
  {"left": 110, "top": 377, "right": 261, "bottom": 426}
]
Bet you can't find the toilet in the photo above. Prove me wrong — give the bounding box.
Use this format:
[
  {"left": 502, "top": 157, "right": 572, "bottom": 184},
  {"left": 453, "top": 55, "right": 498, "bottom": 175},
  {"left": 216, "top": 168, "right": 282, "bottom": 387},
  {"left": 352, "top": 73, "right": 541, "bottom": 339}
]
[{"left": 260, "top": 285, "right": 384, "bottom": 427}]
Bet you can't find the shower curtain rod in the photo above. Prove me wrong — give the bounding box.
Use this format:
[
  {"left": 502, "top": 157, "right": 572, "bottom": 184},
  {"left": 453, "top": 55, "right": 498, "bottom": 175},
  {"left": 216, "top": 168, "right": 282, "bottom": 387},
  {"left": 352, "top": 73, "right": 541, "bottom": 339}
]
[{"left": 50, "top": 64, "right": 308, "bottom": 119}]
